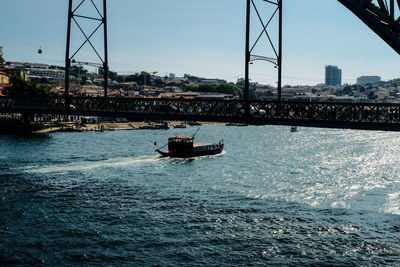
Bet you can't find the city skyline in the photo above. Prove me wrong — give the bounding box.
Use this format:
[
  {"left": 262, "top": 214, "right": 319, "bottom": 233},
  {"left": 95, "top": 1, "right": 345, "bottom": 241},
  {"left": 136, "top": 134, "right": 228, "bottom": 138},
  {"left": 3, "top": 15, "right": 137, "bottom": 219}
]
[{"left": 0, "top": 0, "right": 399, "bottom": 86}]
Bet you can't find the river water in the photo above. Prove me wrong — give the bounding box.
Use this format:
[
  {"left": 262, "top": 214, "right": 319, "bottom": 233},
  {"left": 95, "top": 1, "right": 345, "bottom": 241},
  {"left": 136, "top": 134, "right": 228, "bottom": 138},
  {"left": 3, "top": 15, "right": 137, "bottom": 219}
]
[{"left": 1, "top": 125, "right": 400, "bottom": 266}]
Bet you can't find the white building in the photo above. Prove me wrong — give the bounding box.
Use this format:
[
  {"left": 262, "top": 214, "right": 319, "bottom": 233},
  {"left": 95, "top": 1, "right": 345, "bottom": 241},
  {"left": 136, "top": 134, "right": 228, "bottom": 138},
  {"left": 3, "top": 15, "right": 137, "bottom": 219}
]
[
  {"left": 6, "top": 62, "right": 64, "bottom": 81},
  {"left": 199, "top": 79, "right": 227, "bottom": 84},
  {"left": 357, "top": 76, "right": 381, "bottom": 85}
]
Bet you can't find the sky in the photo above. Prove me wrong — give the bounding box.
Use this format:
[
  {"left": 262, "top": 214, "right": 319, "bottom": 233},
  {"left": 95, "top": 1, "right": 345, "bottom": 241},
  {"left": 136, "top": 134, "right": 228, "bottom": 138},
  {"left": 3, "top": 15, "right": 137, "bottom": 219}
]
[{"left": 0, "top": 0, "right": 399, "bottom": 86}]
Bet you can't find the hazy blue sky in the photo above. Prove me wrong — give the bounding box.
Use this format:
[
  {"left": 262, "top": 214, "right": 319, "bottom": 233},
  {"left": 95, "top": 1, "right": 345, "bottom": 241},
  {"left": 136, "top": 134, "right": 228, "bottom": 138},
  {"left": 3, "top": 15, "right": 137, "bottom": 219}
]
[{"left": 0, "top": 0, "right": 399, "bottom": 85}]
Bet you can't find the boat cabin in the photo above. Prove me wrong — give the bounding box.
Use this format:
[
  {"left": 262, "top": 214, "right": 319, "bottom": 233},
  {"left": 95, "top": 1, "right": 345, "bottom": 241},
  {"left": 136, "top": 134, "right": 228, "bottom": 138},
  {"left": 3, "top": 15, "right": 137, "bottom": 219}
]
[{"left": 168, "top": 136, "right": 194, "bottom": 153}]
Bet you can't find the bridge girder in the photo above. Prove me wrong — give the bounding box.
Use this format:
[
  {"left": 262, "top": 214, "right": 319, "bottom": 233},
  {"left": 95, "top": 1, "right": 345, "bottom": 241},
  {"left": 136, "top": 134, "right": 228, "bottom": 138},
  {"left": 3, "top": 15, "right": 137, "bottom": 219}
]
[
  {"left": 3, "top": 96, "right": 400, "bottom": 131},
  {"left": 338, "top": 0, "right": 400, "bottom": 55}
]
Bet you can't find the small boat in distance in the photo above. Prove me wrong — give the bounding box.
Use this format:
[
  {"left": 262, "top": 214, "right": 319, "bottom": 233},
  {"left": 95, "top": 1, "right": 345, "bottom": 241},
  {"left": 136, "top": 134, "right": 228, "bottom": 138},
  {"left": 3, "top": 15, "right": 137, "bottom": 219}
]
[
  {"left": 225, "top": 123, "right": 248, "bottom": 127},
  {"left": 156, "top": 136, "right": 224, "bottom": 158},
  {"left": 290, "top": 126, "right": 298, "bottom": 132},
  {"left": 173, "top": 124, "right": 187, "bottom": 129}
]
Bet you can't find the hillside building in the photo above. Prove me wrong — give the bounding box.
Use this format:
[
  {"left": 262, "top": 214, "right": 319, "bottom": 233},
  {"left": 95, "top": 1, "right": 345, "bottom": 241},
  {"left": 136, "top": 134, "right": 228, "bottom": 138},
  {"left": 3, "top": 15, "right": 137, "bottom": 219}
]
[
  {"left": 357, "top": 76, "right": 381, "bottom": 85},
  {"left": 325, "top": 65, "right": 342, "bottom": 86},
  {"left": 0, "top": 71, "right": 10, "bottom": 89}
]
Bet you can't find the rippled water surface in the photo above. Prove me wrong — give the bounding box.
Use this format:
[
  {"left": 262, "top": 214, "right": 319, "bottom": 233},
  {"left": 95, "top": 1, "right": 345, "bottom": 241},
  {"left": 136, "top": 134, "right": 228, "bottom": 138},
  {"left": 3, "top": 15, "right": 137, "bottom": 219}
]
[{"left": 1, "top": 126, "right": 400, "bottom": 265}]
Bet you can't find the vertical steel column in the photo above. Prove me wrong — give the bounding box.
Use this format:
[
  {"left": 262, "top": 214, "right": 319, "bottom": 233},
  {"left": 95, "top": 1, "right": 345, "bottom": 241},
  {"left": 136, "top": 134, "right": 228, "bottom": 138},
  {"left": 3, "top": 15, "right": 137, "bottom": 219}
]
[
  {"left": 65, "top": 0, "right": 73, "bottom": 102},
  {"left": 277, "top": 0, "right": 282, "bottom": 102},
  {"left": 390, "top": 0, "right": 394, "bottom": 20},
  {"left": 103, "top": 0, "right": 109, "bottom": 97},
  {"left": 245, "top": 0, "right": 251, "bottom": 120}
]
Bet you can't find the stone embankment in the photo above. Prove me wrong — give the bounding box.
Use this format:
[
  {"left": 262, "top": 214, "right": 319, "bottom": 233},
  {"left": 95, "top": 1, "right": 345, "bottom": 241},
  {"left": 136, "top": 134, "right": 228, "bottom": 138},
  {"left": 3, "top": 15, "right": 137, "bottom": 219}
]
[{"left": 32, "top": 121, "right": 208, "bottom": 134}]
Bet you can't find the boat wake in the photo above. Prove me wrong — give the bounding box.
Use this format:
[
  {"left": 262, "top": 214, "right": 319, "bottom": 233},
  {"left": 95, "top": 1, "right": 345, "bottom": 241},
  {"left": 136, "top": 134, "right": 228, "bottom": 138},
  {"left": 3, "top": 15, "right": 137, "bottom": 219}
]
[{"left": 22, "top": 155, "right": 160, "bottom": 174}]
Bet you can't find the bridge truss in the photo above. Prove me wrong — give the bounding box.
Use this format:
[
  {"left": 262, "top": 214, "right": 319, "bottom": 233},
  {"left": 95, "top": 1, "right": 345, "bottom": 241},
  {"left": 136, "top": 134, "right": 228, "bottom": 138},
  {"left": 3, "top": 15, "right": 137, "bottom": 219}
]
[
  {"left": 338, "top": 0, "right": 400, "bottom": 55},
  {"left": 2, "top": 97, "right": 400, "bottom": 131},
  {"left": 65, "top": 0, "right": 109, "bottom": 98}
]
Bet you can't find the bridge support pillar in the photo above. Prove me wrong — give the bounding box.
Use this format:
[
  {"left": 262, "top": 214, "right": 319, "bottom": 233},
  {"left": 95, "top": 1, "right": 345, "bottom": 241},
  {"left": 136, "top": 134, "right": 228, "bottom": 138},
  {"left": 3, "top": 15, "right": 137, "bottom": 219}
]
[
  {"left": 64, "top": 0, "right": 109, "bottom": 102},
  {"left": 278, "top": 0, "right": 282, "bottom": 102},
  {"left": 245, "top": 0, "right": 251, "bottom": 121},
  {"left": 244, "top": 0, "right": 284, "bottom": 121},
  {"left": 65, "top": 0, "right": 72, "bottom": 105}
]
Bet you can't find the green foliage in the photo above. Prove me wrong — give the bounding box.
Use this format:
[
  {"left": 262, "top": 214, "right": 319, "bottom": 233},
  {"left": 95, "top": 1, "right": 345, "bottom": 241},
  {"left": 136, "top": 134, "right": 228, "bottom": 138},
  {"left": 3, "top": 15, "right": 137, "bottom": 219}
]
[
  {"left": 0, "top": 46, "right": 4, "bottom": 64},
  {"left": 368, "top": 91, "right": 378, "bottom": 100},
  {"left": 236, "top": 78, "right": 245, "bottom": 87},
  {"left": 184, "top": 83, "right": 240, "bottom": 95},
  {"left": 4, "top": 75, "right": 55, "bottom": 97},
  {"left": 68, "top": 66, "right": 89, "bottom": 85},
  {"left": 336, "top": 84, "right": 366, "bottom": 96},
  {"left": 389, "top": 78, "right": 400, "bottom": 87},
  {"left": 108, "top": 70, "right": 119, "bottom": 81},
  {"left": 70, "top": 66, "right": 88, "bottom": 77},
  {"left": 50, "top": 65, "right": 64, "bottom": 70},
  {"left": 184, "top": 83, "right": 258, "bottom": 99},
  {"left": 123, "top": 72, "right": 151, "bottom": 86},
  {"left": 248, "top": 88, "right": 257, "bottom": 100},
  {"left": 153, "top": 78, "right": 164, "bottom": 87}
]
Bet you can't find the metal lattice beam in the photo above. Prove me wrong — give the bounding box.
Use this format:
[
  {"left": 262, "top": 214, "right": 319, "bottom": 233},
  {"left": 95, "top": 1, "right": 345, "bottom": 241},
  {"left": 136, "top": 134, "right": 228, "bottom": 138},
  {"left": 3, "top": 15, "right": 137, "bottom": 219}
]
[
  {"left": 3, "top": 96, "right": 400, "bottom": 131},
  {"left": 245, "top": 0, "right": 283, "bottom": 120},
  {"left": 65, "top": 0, "right": 109, "bottom": 99},
  {"left": 338, "top": 0, "right": 400, "bottom": 54}
]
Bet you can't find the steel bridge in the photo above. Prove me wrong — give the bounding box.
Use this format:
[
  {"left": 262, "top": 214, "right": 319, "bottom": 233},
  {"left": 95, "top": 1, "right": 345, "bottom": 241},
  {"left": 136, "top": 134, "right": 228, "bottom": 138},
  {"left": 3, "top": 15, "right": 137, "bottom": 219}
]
[
  {"left": 2, "top": 96, "right": 400, "bottom": 131},
  {"left": 338, "top": 0, "right": 400, "bottom": 55},
  {"left": 3, "top": 1, "right": 399, "bottom": 131}
]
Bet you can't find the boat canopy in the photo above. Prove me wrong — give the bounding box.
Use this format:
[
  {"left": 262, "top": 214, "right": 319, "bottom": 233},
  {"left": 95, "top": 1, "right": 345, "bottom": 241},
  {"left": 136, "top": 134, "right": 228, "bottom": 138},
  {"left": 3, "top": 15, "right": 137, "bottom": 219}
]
[{"left": 168, "top": 136, "right": 193, "bottom": 142}]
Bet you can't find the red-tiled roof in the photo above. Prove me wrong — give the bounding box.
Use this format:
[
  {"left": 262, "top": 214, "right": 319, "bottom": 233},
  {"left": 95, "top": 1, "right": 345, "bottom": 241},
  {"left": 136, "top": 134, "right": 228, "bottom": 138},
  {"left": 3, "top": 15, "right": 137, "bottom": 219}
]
[
  {"left": 7, "top": 62, "right": 25, "bottom": 65},
  {"left": 8, "top": 62, "right": 47, "bottom": 66}
]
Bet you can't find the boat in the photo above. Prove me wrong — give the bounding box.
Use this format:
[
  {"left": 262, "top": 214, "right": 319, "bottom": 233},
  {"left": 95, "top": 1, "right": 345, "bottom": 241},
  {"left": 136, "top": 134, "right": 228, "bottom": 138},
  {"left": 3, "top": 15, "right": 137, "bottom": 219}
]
[
  {"left": 290, "top": 126, "right": 298, "bottom": 132},
  {"left": 156, "top": 136, "right": 224, "bottom": 158},
  {"left": 187, "top": 121, "right": 201, "bottom": 126},
  {"left": 138, "top": 122, "right": 169, "bottom": 130},
  {"left": 225, "top": 123, "right": 248, "bottom": 127},
  {"left": 173, "top": 124, "right": 187, "bottom": 128}
]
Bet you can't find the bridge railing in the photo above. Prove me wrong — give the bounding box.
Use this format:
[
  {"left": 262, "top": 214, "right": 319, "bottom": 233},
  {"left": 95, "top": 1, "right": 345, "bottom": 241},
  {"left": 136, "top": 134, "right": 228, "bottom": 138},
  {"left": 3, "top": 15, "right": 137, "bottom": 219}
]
[
  {"left": 249, "top": 100, "right": 400, "bottom": 124},
  {"left": 0, "top": 96, "right": 67, "bottom": 114},
  {"left": 1, "top": 96, "right": 400, "bottom": 128}
]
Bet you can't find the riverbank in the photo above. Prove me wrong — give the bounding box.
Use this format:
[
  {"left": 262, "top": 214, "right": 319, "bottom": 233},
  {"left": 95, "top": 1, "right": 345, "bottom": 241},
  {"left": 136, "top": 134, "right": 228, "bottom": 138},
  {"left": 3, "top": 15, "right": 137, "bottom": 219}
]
[
  {"left": 32, "top": 121, "right": 221, "bottom": 134},
  {"left": 0, "top": 117, "right": 42, "bottom": 134}
]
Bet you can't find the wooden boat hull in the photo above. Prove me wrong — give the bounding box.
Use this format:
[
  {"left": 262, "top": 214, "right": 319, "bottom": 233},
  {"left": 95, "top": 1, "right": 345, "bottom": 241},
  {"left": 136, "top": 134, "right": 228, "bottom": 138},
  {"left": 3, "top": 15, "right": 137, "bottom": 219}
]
[{"left": 156, "top": 144, "right": 224, "bottom": 158}]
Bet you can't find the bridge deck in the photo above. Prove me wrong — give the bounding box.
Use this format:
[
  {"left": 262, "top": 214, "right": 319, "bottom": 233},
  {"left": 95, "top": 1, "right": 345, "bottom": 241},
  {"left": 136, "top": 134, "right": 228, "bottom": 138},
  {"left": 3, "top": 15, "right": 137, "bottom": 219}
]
[{"left": 1, "top": 96, "right": 400, "bottom": 131}]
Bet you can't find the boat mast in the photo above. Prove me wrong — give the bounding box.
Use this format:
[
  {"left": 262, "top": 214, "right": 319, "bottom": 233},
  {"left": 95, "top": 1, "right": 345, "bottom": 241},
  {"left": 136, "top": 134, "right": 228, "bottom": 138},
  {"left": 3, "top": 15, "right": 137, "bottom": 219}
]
[{"left": 192, "top": 127, "right": 200, "bottom": 138}]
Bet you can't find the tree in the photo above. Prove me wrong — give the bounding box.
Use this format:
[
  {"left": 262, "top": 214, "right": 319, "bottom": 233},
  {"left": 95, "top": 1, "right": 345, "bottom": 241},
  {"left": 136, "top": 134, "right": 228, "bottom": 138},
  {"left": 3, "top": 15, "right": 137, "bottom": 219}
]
[
  {"left": 184, "top": 83, "right": 241, "bottom": 95},
  {"left": 153, "top": 78, "right": 165, "bottom": 87},
  {"left": 4, "top": 75, "right": 55, "bottom": 97},
  {"left": 0, "top": 46, "right": 4, "bottom": 64},
  {"left": 108, "top": 70, "right": 119, "bottom": 81},
  {"left": 123, "top": 72, "right": 151, "bottom": 86},
  {"left": 367, "top": 91, "right": 378, "bottom": 100},
  {"left": 236, "top": 78, "right": 245, "bottom": 87}
]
